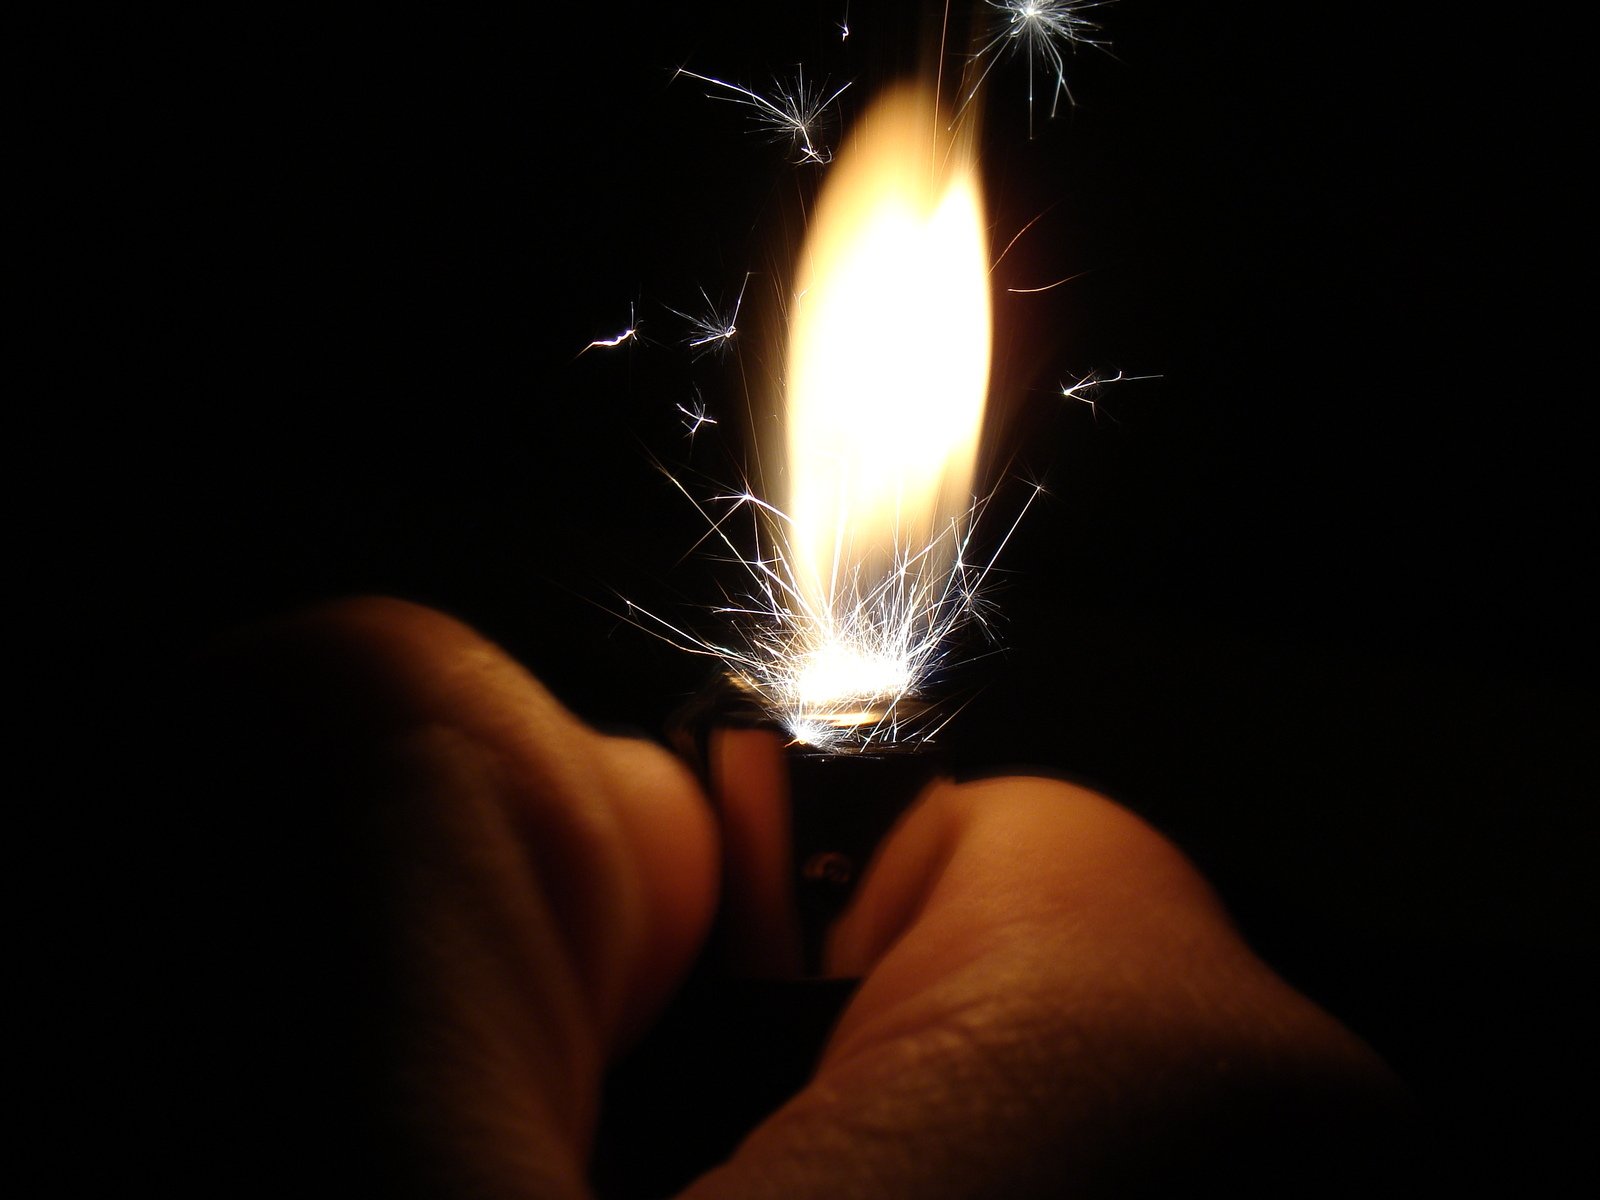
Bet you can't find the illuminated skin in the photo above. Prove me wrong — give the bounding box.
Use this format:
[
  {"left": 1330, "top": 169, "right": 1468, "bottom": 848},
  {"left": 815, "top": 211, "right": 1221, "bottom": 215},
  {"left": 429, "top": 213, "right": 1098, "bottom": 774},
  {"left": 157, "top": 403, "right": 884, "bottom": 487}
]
[{"left": 201, "top": 598, "right": 1407, "bottom": 1197}]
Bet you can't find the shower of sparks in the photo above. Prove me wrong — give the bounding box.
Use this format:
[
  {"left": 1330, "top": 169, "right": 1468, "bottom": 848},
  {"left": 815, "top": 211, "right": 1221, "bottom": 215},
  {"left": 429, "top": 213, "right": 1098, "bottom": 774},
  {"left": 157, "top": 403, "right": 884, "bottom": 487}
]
[
  {"left": 676, "top": 67, "right": 853, "bottom": 164},
  {"left": 666, "top": 273, "right": 749, "bottom": 357},
  {"left": 587, "top": 20, "right": 1149, "bottom": 752},
  {"left": 960, "top": 1, "right": 1114, "bottom": 135},
  {"left": 676, "top": 390, "right": 719, "bottom": 439},
  {"left": 626, "top": 474, "right": 1043, "bottom": 750},
  {"left": 579, "top": 303, "right": 638, "bottom": 355}
]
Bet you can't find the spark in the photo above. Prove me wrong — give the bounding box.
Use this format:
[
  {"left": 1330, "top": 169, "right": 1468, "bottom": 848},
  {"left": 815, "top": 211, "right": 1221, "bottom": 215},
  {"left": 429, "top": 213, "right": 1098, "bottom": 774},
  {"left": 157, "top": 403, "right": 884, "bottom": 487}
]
[
  {"left": 676, "top": 390, "right": 719, "bottom": 439},
  {"left": 991, "top": 207, "right": 1055, "bottom": 276},
  {"left": 622, "top": 471, "right": 1044, "bottom": 750},
  {"left": 619, "top": 86, "right": 1009, "bottom": 752},
  {"left": 676, "top": 66, "right": 853, "bottom": 165},
  {"left": 666, "top": 274, "right": 750, "bottom": 357},
  {"left": 1060, "top": 368, "right": 1159, "bottom": 421},
  {"left": 839, "top": 2, "right": 850, "bottom": 41},
  {"left": 960, "top": 1, "right": 1114, "bottom": 136},
  {"left": 1007, "top": 269, "right": 1087, "bottom": 294},
  {"left": 578, "top": 303, "right": 638, "bottom": 356}
]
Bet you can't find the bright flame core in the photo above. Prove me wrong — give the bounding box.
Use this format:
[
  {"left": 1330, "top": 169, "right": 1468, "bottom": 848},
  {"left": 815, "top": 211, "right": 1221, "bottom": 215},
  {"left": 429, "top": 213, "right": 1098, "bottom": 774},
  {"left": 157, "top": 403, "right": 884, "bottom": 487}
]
[{"left": 783, "top": 87, "right": 991, "bottom": 712}]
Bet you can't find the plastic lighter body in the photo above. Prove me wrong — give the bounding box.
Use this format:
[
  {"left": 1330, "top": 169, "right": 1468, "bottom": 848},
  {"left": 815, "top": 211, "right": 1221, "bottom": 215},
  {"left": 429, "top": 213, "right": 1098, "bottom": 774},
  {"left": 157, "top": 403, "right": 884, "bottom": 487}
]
[{"left": 669, "top": 676, "right": 939, "bottom": 977}]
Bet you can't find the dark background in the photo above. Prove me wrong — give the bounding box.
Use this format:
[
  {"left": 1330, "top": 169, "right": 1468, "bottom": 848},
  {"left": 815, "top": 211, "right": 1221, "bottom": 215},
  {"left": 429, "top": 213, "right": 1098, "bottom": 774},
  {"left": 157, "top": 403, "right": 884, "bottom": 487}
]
[{"left": 122, "top": 2, "right": 1588, "bottom": 1189}]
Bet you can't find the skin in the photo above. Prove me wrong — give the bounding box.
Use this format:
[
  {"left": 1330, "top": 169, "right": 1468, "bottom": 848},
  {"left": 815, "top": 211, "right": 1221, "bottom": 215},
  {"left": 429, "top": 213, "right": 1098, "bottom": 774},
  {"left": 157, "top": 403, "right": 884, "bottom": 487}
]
[{"left": 189, "top": 598, "right": 1407, "bottom": 1198}]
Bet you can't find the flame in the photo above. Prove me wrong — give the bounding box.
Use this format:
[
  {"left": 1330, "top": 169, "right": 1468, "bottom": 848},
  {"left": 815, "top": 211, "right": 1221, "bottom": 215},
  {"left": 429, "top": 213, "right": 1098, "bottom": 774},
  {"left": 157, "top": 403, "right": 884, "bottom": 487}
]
[{"left": 783, "top": 86, "right": 991, "bottom": 710}]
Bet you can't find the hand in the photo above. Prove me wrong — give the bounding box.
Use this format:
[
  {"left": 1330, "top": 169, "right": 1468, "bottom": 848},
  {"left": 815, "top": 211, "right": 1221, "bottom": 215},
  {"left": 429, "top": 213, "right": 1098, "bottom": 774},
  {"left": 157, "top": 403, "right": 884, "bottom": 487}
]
[{"left": 182, "top": 598, "right": 1406, "bottom": 1197}]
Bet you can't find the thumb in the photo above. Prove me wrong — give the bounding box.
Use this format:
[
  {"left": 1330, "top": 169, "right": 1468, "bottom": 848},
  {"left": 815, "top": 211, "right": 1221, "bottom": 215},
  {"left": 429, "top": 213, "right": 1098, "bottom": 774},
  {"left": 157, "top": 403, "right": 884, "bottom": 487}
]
[{"left": 677, "top": 776, "right": 1408, "bottom": 1198}]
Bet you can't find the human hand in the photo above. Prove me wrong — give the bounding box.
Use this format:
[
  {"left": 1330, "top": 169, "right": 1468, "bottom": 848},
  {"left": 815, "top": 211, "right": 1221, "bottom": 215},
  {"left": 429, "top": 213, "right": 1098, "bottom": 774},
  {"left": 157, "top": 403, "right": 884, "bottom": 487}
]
[{"left": 185, "top": 598, "right": 1405, "bottom": 1198}]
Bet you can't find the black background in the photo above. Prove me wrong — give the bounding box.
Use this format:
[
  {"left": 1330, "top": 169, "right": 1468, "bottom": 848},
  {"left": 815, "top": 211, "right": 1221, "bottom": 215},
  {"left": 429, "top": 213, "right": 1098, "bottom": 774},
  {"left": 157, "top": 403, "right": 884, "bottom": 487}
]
[{"left": 117, "top": 2, "right": 1589, "bottom": 1189}]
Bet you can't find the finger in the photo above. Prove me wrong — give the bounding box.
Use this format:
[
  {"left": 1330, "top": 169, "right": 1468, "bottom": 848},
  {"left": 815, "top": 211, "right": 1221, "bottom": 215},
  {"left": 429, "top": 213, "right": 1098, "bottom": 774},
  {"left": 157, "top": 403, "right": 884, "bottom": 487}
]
[
  {"left": 183, "top": 597, "right": 718, "bottom": 1196},
  {"left": 680, "top": 776, "right": 1406, "bottom": 1198}
]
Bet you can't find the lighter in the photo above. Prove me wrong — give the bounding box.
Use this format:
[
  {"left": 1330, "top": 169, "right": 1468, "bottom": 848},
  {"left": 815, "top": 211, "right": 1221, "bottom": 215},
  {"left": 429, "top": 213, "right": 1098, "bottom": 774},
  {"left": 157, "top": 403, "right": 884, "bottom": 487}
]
[
  {"left": 592, "top": 680, "right": 941, "bottom": 1193},
  {"left": 670, "top": 674, "right": 940, "bottom": 978}
]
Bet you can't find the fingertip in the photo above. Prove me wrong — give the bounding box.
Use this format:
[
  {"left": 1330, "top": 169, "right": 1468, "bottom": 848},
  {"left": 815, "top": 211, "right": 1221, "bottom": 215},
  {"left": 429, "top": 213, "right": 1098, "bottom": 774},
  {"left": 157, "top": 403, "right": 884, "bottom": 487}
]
[
  {"left": 198, "top": 596, "right": 719, "bottom": 1047},
  {"left": 828, "top": 773, "right": 1232, "bottom": 986},
  {"left": 595, "top": 734, "right": 722, "bottom": 1042}
]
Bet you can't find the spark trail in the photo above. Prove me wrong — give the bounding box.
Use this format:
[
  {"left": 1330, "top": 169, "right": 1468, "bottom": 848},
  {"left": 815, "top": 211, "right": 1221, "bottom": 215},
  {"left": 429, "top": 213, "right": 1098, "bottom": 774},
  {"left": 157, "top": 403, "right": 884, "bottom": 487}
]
[
  {"left": 676, "top": 67, "right": 853, "bottom": 164},
  {"left": 667, "top": 273, "right": 750, "bottom": 358},
  {"left": 578, "top": 303, "right": 639, "bottom": 355},
  {"left": 625, "top": 474, "right": 1045, "bottom": 750},
  {"left": 960, "top": 1, "right": 1114, "bottom": 136}
]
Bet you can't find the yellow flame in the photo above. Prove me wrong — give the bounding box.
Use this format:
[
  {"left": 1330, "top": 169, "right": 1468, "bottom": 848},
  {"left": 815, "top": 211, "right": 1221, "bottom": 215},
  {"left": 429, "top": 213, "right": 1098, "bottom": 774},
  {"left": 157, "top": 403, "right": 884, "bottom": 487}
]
[{"left": 784, "top": 86, "right": 991, "bottom": 708}]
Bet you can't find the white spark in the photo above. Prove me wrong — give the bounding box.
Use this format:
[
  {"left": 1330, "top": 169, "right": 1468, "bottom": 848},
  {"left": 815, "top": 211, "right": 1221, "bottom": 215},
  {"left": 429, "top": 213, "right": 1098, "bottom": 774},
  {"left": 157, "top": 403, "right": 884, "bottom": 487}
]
[
  {"left": 1006, "top": 270, "right": 1088, "bottom": 294},
  {"left": 676, "top": 390, "right": 719, "bottom": 439},
  {"left": 961, "top": 1, "right": 1114, "bottom": 136},
  {"left": 623, "top": 471, "right": 1044, "bottom": 750},
  {"left": 1060, "top": 368, "right": 1159, "bottom": 421},
  {"left": 677, "top": 66, "right": 853, "bottom": 165},
  {"left": 579, "top": 303, "right": 639, "bottom": 355},
  {"left": 667, "top": 274, "right": 750, "bottom": 357}
]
